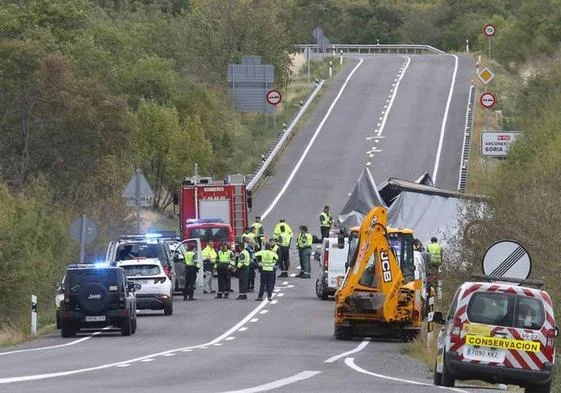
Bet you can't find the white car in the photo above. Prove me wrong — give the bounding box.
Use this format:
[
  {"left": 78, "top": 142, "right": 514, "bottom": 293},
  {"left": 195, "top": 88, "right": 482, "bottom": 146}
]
[{"left": 117, "top": 259, "right": 173, "bottom": 316}]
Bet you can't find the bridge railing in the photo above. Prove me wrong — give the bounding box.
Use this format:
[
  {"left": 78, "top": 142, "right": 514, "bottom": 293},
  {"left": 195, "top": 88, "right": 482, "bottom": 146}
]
[{"left": 295, "top": 43, "right": 445, "bottom": 55}]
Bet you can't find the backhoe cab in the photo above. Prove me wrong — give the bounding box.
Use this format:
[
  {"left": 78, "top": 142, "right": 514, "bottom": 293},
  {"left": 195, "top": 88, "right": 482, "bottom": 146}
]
[{"left": 334, "top": 206, "right": 423, "bottom": 341}]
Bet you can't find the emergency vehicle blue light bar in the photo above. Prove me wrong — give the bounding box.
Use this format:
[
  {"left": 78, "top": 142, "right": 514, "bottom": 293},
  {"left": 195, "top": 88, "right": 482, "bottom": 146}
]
[{"left": 186, "top": 218, "right": 225, "bottom": 224}]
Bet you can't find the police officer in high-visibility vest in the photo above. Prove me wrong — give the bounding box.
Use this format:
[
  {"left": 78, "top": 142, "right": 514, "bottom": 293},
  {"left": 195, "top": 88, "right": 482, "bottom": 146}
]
[
  {"left": 427, "top": 237, "right": 443, "bottom": 267},
  {"left": 202, "top": 241, "right": 217, "bottom": 294},
  {"left": 296, "top": 225, "right": 313, "bottom": 278},
  {"left": 236, "top": 243, "right": 251, "bottom": 300},
  {"left": 319, "top": 205, "right": 333, "bottom": 240},
  {"left": 241, "top": 226, "right": 256, "bottom": 249},
  {"left": 426, "top": 237, "right": 442, "bottom": 294},
  {"left": 273, "top": 219, "right": 293, "bottom": 278},
  {"left": 254, "top": 242, "right": 279, "bottom": 301},
  {"left": 250, "top": 216, "right": 265, "bottom": 250},
  {"left": 182, "top": 244, "right": 200, "bottom": 301},
  {"left": 215, "top": 243, "right": 234, "bottom": 299}
]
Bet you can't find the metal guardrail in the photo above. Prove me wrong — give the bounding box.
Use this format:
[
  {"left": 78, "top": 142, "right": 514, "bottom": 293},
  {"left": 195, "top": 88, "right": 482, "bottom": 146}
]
[
  {"left": 295, "top": 43, "right": 445, "bottom": 55},
  {"left": 246, "top": 80, "right": 326, "bottom": 191},
  {"left": 457, "top": 83, "right": 476, "bottom": 192}
]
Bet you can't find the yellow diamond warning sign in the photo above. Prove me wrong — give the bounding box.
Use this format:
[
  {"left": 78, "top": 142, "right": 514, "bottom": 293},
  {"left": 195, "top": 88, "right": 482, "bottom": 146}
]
[{"left": 478, "top": 66, "right": 495, "bottom": 85}]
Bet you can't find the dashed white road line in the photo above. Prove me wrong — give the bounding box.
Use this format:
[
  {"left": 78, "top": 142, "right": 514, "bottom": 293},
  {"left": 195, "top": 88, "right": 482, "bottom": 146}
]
[
  {"left": 270, "top": 300, "right": 278, "bottom": 305},
  {"left": 344, "top": 358, "right": 469, "bottom": 393},
  {"left": 238, "top": 327, "right": 248, "bottom": 332},
  {"left": 219, "top": 370, "right": 322, "bottom": 393},
  {"left": 259, "top": 310, "right": 269, "bottom": 314},
  {"left": 276, "top": 293, "right": 284, "bottom": 297},
  {"left": 116, "top": 364, "right": 130, "bottom": 368},
  {"left": 0, "top": 297, "right": 275, "bottom": 384},
  {"left": 250, "top": 318, "right": 259, "bottom": 323},
  {"left": 225, "top": 337, "right": 236, "bottom": 341},
  {"left": 376, "top": 56, "right": 411, "bottom": 138},
  {"left": 324, "top": 340, "right": 370, "bottom": 363},
  {"left": 214, "top": 343, "right": 223, "bottom": 346},
  {"left": 162, "top": 353, "right": 175, "bottom": 357},
  {"left": 141, "top": 359, "right": 154, "bottom": 363}
]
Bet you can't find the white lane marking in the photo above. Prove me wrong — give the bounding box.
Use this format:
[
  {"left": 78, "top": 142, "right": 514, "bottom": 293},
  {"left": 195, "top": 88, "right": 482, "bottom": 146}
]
[
  {"left": 141, "top": 359, "right": 154, "bottom": 362},
  {"left": 271, "top": 300, "right": 278, "bottom": 305},
  {"left": 0, "top": 297, "right": 277, "bottom": 385},
  {"left": 289, "top": 273, "right": 297, "bottom": 277},
  {"left": 274, "top": 288, "right": 281, "bottom": 292},
  {"left": 214, "top": 343, "right": 223, "bottom": 346},
  {"left": 344, "top": 358, "right": 469, "bottom": 393},
  {"left": 162, "top": 353, "right": 175, "bottom": 357},
  {"left": 238, "top": 327, "right": 248, "bottom": 332},
  {"left": 115, "top": 364, "right": 130, "bottom": 368},
  {"left": 282, "top": 281, "right": 288, "bottom": 285},
  {"left": 219, "top": 370, "right": 322, "bottom": 393},
  {"left": 225, "top": 337, "right": 236, "bottom": 341},
  {"left": 250, "top": 318, "right": 259, "bottom": 323},
  {"left": 277, "top": 293, "right": 284, "bottom": 297},
  {"left": 259, "top": 310, "right": 269, "bottom": 314},
  {"left": 324, "top": 340, "right": 370, "bottom": 363},
  {"left": 432, "top": 54, "right": 459, "bottom": 183},
  {"left": 181, "top": 349, "right": 193, "bottom": 352},
  {"left": 260, "top": 58, "right": 364, "bottom": 220},
  {"left": 376, "top": 56, "right": 411, "bottom": 137},
  {"left": 0, "top": 327, "right": 111, "bottom": 357}
]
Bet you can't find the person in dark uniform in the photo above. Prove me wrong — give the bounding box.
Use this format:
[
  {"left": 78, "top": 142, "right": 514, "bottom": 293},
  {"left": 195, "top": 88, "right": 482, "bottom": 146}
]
[
  {"left": 215, "top": 243, "right": 234, "bottom": 299},
  {"left": 319, "top": 206, "right": 333, "bottom": 240},
  {"left": 236, "top": 243, "right": 251, "bottom": 300},
  {"left": 254, "top": 243, "right": 279, "bottom": 301},
  {"left": 182, "top": 244, "right": 199, "bottom": 301}
]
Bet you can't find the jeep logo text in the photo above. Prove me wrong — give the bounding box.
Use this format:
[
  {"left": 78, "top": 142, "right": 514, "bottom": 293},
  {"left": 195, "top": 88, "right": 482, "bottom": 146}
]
[{"left": 88, "top": 294, "right": 102, "bottom": 300}]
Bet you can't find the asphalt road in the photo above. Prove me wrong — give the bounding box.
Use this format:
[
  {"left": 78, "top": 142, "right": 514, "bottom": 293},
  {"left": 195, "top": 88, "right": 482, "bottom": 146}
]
[{"left": 0, "top": 54, "right": 503, "bottom": 393}]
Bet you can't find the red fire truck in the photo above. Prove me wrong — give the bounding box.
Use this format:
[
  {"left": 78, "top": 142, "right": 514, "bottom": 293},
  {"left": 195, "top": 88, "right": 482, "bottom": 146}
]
[{"left": 178, "top": 174, "right": 250, "bottom": 249}]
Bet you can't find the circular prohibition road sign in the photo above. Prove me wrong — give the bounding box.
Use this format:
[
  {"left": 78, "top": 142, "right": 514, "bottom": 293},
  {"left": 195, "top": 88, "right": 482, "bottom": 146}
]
[
  {"left": 483, "top": 24, "right": 496, "bottom": 37},
  {"left": 266, "top": 89, "right": 282, "bottom": 105},
  {"left": 480, "top": 92, "right": 497, "bottom": 109}
]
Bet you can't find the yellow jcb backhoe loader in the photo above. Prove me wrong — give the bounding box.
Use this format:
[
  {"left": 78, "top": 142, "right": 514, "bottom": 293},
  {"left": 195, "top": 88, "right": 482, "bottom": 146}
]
[{"left": 334, "top": 206, "right": 423, "bottom": 341}]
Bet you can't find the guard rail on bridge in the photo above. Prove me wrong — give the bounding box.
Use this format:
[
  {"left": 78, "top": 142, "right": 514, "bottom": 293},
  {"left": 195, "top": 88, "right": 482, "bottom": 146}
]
[{"left": 296, "top": 43, "right": 445, "bottom": 55}]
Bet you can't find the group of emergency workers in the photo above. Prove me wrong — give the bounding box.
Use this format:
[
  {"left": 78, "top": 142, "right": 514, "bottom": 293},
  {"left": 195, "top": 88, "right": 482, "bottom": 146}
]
[{"left": 179, "top": 207, "right": 336, "bottom": 302}]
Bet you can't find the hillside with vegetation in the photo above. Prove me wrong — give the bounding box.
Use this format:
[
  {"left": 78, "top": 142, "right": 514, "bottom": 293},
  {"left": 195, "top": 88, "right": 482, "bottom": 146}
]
[{"left": 2, "top": 0, "right": 561, "bottom": 351}]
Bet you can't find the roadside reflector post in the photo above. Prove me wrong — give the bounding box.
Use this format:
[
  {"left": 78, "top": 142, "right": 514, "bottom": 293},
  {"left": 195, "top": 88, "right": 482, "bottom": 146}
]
[
  {"left": 340, "top": 49, "right": 343, "bottom": 65},
  {"left": 31, "top": 295, "right": 37, "bottom": 336},
  {"left": 329, "top": 61, "right": 333, "bottom": 78}
]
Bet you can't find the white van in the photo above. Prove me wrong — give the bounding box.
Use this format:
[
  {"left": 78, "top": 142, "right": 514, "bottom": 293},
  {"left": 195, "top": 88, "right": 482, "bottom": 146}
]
[{"left": 314, "top": 229, "right": 352, "bottom": 300}]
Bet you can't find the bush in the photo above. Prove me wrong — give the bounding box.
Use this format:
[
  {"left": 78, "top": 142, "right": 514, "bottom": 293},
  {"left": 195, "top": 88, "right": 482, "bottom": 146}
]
[{"left": 0, "top": 181, "right": 73, "bottom": 332}]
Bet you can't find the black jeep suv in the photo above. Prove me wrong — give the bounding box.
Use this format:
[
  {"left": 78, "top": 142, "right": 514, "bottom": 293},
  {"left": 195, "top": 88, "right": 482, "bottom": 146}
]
[{"left": 59, "top": 264, "right": 138, "bottom": 337}]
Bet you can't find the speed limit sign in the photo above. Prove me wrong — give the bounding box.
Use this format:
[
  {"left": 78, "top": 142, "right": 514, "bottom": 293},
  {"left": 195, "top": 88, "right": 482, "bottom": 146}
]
[{"left": 483, "top": 24, "right": 496, "bottom": 37}]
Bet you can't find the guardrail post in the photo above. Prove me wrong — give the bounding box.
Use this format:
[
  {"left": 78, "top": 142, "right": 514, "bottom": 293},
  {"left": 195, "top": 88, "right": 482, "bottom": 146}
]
[{"left": 31, "top": 295, "right": 37, "bottom": 336}]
